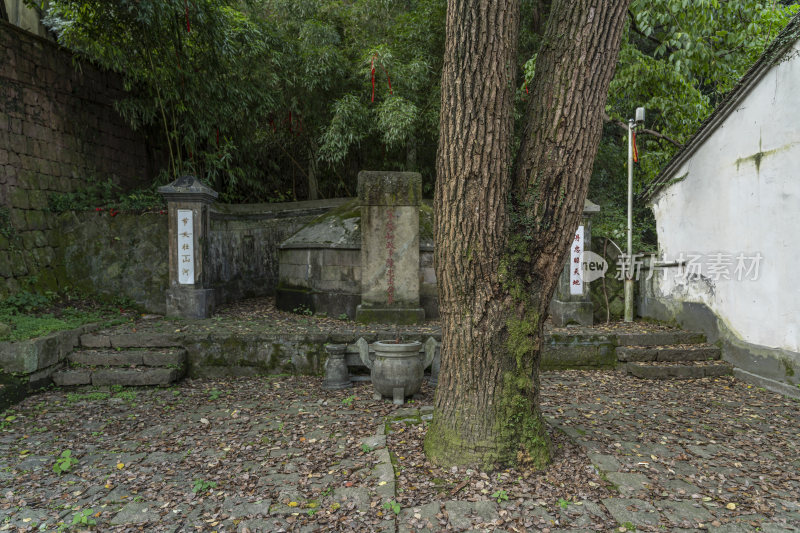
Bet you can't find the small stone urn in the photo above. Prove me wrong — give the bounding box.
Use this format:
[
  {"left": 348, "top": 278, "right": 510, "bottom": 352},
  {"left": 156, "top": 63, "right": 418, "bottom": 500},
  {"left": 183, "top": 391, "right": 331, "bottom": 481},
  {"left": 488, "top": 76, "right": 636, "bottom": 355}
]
[{"left": 360, "top": 340, "right": 431, "bottom": 405}]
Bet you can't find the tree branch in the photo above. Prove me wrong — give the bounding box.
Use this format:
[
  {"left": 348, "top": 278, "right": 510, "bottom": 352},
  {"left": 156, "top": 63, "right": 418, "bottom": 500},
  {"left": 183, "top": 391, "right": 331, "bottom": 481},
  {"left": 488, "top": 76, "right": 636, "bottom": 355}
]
[
  {"left": 603, "top": 113, "right": 682, "bottom": 148},
  {"left": 627, "top": 8, "right": 661, "bottom": 48}
]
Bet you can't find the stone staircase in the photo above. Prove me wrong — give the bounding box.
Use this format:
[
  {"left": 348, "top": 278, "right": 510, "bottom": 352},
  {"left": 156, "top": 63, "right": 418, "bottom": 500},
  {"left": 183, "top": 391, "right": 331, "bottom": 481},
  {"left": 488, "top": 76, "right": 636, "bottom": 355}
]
[
  {"left": 52, "top": 333, "right": 186, "bottom": 387},
  {"left": 616, "top": 330, "right": 732, "bottom": 379}
]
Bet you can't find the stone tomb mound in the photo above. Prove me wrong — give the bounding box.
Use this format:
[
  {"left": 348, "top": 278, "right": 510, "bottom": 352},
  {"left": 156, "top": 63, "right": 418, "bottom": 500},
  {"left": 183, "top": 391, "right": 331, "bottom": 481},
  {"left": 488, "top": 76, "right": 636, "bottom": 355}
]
[{"left": 275, "top": 198, "right": 437, "bottom": 320}]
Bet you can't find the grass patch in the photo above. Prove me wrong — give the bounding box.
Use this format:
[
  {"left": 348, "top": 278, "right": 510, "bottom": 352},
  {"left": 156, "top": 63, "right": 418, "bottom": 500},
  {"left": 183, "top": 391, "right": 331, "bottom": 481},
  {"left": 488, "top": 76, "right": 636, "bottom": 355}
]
[
  {"left": 0, "top": 309, "right": 102, "bottom": 342},
  {"left": 0, "top": 292, "right": 134, "bottom": 342},
  {"left": 66, "top": 391, "right": 110, "bottom": 403}
]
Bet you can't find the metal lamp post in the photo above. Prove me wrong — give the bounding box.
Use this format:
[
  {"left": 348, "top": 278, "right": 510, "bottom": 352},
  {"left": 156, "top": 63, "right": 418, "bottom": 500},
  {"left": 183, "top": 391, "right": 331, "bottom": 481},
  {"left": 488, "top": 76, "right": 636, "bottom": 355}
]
[{"left": 624, "top": 107, "right": 645, "bottom": 323}]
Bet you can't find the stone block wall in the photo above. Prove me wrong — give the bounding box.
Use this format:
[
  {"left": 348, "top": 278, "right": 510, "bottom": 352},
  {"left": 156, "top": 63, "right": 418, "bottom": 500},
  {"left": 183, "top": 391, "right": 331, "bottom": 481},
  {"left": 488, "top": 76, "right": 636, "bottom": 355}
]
[
  {"left": 54, "top": 200, "right": 344, "bottom": 313},
  {"left": 0, "top": 20, "right": 156, "bottom": 297},
  {"left": 208, "top": 200, "right": 347, "bottom": 303},
  {"left": 57, "top": 211, "right": 169, "bottom": 312}
]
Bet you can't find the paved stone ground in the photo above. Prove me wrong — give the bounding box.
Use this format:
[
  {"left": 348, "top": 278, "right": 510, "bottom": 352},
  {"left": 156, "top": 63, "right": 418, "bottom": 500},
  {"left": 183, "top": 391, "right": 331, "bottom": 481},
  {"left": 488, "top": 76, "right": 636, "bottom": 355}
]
[
  {"left": 540, "top": 371, "right": 800, "bottom": 533},
  {"left": 0, "top": 371, "right": 797, "bottom": 531}
]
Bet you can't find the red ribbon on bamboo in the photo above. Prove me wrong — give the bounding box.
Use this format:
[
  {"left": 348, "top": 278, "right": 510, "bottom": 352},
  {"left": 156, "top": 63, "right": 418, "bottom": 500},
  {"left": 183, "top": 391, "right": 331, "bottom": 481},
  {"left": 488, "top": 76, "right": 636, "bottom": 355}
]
[{"left": 370, "top": 54, "right": 392, "bottom": 103}]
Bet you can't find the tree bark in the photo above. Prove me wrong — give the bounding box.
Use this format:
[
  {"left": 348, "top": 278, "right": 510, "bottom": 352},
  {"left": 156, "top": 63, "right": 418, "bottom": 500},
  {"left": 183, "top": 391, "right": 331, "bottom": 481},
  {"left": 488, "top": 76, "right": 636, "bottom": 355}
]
[
  {"left": 307, "top": 146, "right": 319, "bottom": 200},
  {"left": 425, "top": 0, "right": 630, "bottom": 469}
]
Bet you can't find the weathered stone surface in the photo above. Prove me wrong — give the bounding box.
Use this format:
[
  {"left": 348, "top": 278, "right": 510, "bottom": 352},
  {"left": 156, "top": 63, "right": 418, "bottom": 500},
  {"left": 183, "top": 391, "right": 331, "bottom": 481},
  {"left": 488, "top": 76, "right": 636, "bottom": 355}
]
[
  {"left": 110, "top": 502, "right": 161, "bottom": 525},
  {"left": 0, "top": 329, "right": 78, "bottom": 376},
  {"left": 109, "top": 333, "right": 183, "bottom": 348},
  {"left": 602, "top": 498, "right": 661, "bottom": 527},
  {"left": 237, "top": 517, "right": 290, "bottom": 532},
  {"left": 357, "top": 171, "right": 422, "bottom": 207},
  {"left": 587, "top": 452, "right": 622, "bottom": 472},
  {"left": 361, "top": 434, "right": 386, "bottom": 449},
  {"left": 686, "top": 444, "right": 725, "bottom": 459},
  {"left": 166, "top": 287, "right": 215, "bottom": 320},
  {"left": 51, "top": 369, "right": 91, "bottom": 386},
  {"left": 549, "top": 299, "right": 594, "bottom": 328},
  {"left": 662, "top": 479, "right": 702, "bottom": 495},
  {"left": 0, "top": 340, "right": 39, "bottom": 374},
  {"left": 658, "top": 499, "right": 714, "bottom": 526},
  {"left": 617, "top": 345, "right": 720, "bottom": 362},
  {"left": 605, "top": 472, "right": 651, "bottom": 496},
  {"left": 355, "top": 306, "right": 426, "bottom": 325},
  {"left": 704, "top": 363, "right": 735, "bottom": 377},
  {"left": 258, "top": 473, "right": 301, "bottom": 488},
  {"left": 268, "top": 447, "right": 303, "bottom": 458},
  {"left": 323, "top": 344, "right": 350, "bottom": 390},
  {"left": 359, "top": 205, "right": 420, "bottom": 307},
  {"left": 335, "top": 487, "right": 370, "bottom": 512},
  {"left": 706, "top": 523, "right": 753, "bottom": 533},
  {"left": 542, "top": 337, "right": 617, "bottom": 370},
  {"left": 0, "top": 323, "right": 10, "bottom": 338},
  {"left": 70, "top": 350, "right": 144, "bottom": 367},
  {"left": 0, "top": 22, "right": 154, "bottom": 301},
  {"left": 226, "top": 499, "right": 272, "bottom": 518},
  {"left": 356, "top": 171, "right": 424, "bottom": 324},
  {"left": 616, "top": 331, "right": 706, "bottom": 346},
  {"left": 80, "top": 334, "right": 111, "bottom": 348},
  {"left": 444, "top": 500, "right": 499, "bottom": 530},
  {"left": 398, "top": 501, "right": 441, "bottom": 533},
  {"left": 142, "top": 451, "right": 183, "bottom": 465},
  {"left": 141, "top": 349, "right": 186, "bottom": 367},
  {"left": 91, "top": 368, "right": 180, "bottom": 387}
]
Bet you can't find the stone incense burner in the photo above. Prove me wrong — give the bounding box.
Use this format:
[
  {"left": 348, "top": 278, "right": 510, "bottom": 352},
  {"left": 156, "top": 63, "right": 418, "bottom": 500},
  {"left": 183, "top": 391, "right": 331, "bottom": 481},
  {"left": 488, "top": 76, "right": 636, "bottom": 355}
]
[{"left": 361, "top": 339, "right": 432, "bottom": 405}]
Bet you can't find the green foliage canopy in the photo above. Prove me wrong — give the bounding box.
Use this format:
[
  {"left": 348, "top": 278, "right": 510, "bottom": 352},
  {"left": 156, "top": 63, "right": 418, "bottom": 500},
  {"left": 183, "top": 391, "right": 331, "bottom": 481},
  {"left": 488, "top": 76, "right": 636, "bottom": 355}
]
[{"left": 38, "top": 0, "right": 799, "bottom": 219}]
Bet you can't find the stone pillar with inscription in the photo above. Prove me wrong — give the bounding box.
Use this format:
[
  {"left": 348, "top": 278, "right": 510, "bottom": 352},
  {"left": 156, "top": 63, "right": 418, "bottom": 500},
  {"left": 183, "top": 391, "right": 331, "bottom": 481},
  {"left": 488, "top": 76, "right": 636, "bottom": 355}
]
[
  {"left": 158, "top": 176, "right": 218, "bottom": 319},
  {"left": 355, "top": 171, "right": 425, "bottom": 324},
  {"left": 549, "top": 199, "right": 601, "bottom": 326}
]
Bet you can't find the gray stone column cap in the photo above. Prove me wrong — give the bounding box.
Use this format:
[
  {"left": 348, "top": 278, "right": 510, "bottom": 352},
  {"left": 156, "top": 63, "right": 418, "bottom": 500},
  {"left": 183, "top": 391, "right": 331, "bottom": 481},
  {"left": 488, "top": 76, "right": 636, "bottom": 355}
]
[
  {"left": 158, "top": 175, "right": 219, "bottom": 204},
  {"left": 324, "top": 344, "right": 347, "bottom": 354},
  {"left": 583, "top": 198, "right": 600, "bottom": 215},
  {"left": 357, "top": 170, "right": 422, "bottom": 206}
]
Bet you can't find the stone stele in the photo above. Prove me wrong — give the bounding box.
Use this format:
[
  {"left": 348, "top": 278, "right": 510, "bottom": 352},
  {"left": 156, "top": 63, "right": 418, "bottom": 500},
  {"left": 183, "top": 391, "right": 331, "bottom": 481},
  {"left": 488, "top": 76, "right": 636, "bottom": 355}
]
[{"left": 355, "top": 171, "right": 425, "bottom": 324}]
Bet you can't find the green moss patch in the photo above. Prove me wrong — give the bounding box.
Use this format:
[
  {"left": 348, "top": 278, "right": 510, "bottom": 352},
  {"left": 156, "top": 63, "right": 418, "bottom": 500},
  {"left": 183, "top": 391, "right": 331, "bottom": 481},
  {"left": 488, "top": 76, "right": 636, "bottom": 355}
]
[{"left": 0, "top": 294, "right": 133, "bottom": 342}]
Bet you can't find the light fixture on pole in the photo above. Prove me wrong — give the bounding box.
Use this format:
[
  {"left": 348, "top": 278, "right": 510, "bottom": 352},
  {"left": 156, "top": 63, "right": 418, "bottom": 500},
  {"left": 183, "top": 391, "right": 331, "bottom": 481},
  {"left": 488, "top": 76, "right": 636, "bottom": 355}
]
[{"left": 624, "top": 107, "right": 645, "bottom": 323}]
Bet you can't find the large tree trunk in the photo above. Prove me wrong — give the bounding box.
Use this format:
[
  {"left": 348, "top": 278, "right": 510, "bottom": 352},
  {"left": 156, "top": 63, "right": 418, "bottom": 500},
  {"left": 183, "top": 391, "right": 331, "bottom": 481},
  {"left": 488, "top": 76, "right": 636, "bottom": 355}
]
[{"left": 425, "top": 0, "right": 629, "bottom": 469}]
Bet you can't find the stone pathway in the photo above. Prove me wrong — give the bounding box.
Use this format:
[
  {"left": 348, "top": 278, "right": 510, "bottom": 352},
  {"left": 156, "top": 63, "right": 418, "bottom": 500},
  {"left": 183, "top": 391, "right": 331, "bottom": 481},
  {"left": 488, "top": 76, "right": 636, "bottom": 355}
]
[
  {"left": 0, "top": 372, "right": 797, "bottom": 531},
  {"left": 541, "top": 371, "right": 800, "bottom": 532}
]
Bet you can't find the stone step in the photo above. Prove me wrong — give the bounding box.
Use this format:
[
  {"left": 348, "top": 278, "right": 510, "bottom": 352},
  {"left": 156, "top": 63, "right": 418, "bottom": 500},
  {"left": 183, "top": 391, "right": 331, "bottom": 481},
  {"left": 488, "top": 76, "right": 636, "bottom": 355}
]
[
  {"left": 625, "top": 361, "right": 733, "bottom": 380},
  {"left": 615, "top": 331, "right": 706, "bottom": 347},
  {"left": 617, "top": 344, "right": 721, "bottom": 363},
  {"left": 80, "top": 333, "right": 184, "bottom": 349},
  {"left": 69, "top": 348, "right": 186, "bottom": 368},
  {"left": 52, "top": 367, "right": 183, "bottom": 387},
  {"left": 53, "top": 347, "right": 186, "bottom": 388}
]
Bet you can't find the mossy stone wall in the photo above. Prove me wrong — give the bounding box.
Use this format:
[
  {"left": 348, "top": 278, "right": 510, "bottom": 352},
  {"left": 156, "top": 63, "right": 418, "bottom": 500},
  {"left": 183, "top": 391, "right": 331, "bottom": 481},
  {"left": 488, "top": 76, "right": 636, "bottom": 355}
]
[
  {"left": 54, "top": 200, "right": 343, "bottom": 313},
  {"left": 58, "top": 211, "right": 169, "bottom": 311},
  {"left": 0, "top": 20, "right": 158, "bottom": 298}
]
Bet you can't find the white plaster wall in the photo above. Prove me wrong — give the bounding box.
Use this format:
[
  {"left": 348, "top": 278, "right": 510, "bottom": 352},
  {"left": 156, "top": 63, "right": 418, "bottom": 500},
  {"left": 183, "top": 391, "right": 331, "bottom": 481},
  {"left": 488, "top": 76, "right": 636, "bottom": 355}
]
[{"left": 652, "top": 41, "right": 800, "bottom": 352}]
